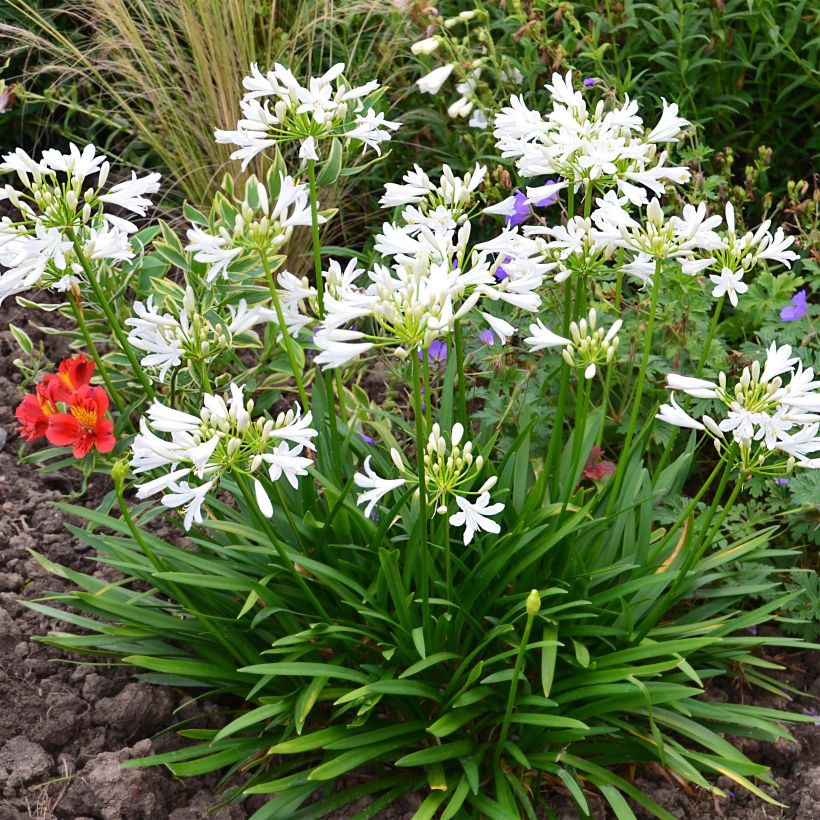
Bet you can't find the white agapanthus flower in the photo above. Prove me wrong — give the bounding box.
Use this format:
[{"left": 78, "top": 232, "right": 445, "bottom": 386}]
[
  {"left": 493, "top": 71, "right": 690, "bottom": 206},
  {"left": 313, "top": 218, "right": 550, "bottom": 369},
  {"left": 590, "top": 197, "right": 724, "bottom": 280},
  {"left": 0, "top": 143, "right": 159, "bottom": 305},
  {"left": 353, "top": 423, "right": 504, "bottom": 543},
  {"left": 525, "top": 309, "right": 621, "bottom": 379},
  {"left": 185, "top": 174, "right": 317, "bottom": 283},
  {"left": 131, "top": 383, "right": 317, "bottom": 529},
  {"left": 126, "top": 287, "right": 278, "bottom": 383},
  {"left": 354, "top": 456, "right": 408, "bottom": 518},
  {"left": 379, "top": 163, "right": 487, "bottom": 233},
  {"left": 449, "top": 492, "right": 505, "bottom": 545},
  {"left": 709, "top": 266, "right": 748, "bottom": 307},
  {"left": 697, "top": 202, "right": 799, "bottom": 307},
  {"left": 215, "top": 62, "right": 399, "bottom": 169},
  {"left": 658, "top": 343, "right": 820, "bottom": 476}
]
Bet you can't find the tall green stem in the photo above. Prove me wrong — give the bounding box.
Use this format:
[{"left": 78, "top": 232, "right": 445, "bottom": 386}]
[
  {"left": 495, "top": 597, "right": 537, "bottom": 766},
  {"left": 543, "top": 185, "right": 577, "bottom": 499},
  {"left": 67, "top": 291, "right": 130, "bottom": 425},
  {"left": 235, "top": 472, "right": 329, "bottom": 620},
  {"left": 306, "top": 159, "right": 325, "bottom": 317},
  {"left": 654, "top": 294, "right": 725, "bottom": 482},
  {"left": 411, "top": 354, "right": 430, "bottom": 634},
  {"left": 606, "top": 257, "right": 663, "bottom": 515},
  {"left": 260, "top": 251, "right": 309, "bottom": 408},
  {"left": 71, "top": 237, "right": 154, "bottom": 401},
  {"left": 696, "top": 294, "right": 724, "bottom": 377},
  {"left": 564, "top": 375, "right": 591, "bottom": 506},
  {"left": 545, "top": 284, "right": 574, "bottom": 498},
  {"left": 597, "top": 250, "right": 625, "bottom": 447},
  {"left": 305, "top": 158, "right": 343, "bottom": 469},
  {"left": 453, "top": 321, "right": 468, "bottom": 430}
]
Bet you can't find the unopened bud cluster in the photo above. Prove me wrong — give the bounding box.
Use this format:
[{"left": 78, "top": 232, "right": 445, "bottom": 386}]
[{"left": 561, "top": 309, "right": 622, "bottom": 380}]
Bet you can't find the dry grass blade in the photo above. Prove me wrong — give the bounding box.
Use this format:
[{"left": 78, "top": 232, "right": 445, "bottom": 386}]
[{"left": 1, "top": 0, "right": 409, "bottom": 208}]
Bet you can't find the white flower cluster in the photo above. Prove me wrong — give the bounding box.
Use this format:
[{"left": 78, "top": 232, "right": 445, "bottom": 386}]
[
  {"left": 413, "top": 10, "right": 524, "bottom": 130},
  {"left": 0, "top": 143, "right": 160, "bottom": 304},
  {"left": 525, "top": 308, "right": 622, "bottom": 379},
  {"left": 706, "top": 202, "right": 799, "bottom": 307},
  {"left": 493, "top": 70, "right": 690, "bottom": 208},
  {"left": 312, "top": 215, "right": 550, "bottom": 368},
  {"left": 131, "top": 383, "right": 316, "bottom": 529},
  {"left": 524, "top": 214, "right": 614, "bottom": 284},
  {"left": 126, "top": 286, "right": 277, "bottom": 383},
  {"left": 658, "top": 343, "right": 820, "bottom": 476},
  {"left": 590, "top": 195, "right": 724, "bottom": 283},
  {"left": 354, "top": 422, "right": 504, "bottom": 544},
  {"left": 185, "top": 174, "right": 316, "bottom": 284},
  {"left": 379, "top": 163, "right": 487, "bottom": 233},
  {"left": 215, "top": 62, "right": 400, "bottom": 168},
  {"left": 310, "top": 161, "right": 555, "bottom": 368}
]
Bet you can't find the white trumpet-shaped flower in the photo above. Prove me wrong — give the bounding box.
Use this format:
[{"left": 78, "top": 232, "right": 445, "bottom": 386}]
[
  {"left": 658, "top": 343, "right": 820, "bottom": 476},
  {"left": 215, "top": 62, "right": 398, "bottom": 168},
  {"left": 131, "top": 385, "right": 316, "bottom": 529}
]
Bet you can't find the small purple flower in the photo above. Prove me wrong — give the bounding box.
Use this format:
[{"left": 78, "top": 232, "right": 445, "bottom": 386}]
[
  {"left": 494, "top": 255, "right": 511, "bottom": 281},
  {"left": 534, "top": 179, "right": 560, "bottom": 209},
  {"left": 504, "top": 184, "right": 560, "bottom": 229},
  {"left": 479, "top": 329, "right": 494, "bottom": 346},
  {"left": 505, "top": 190, "right": 531, "bottom": 228},
  {"left": 583, "top": 78, "right": 598, "bottom": 88},
  {"left": 780, "top": 289, "right": 808, "bottom": 322},
  {"left": 745, "top": 625, "right": 758, "bottom": 635},
  {"left": 359, "top": 432, "right": 374, "bottom": 446},
  {"left": 419, "top": 339, "right": 448, "bottom": 365},
  {"left": 775, "top": 477, "right": 789, "bottom": 486}
]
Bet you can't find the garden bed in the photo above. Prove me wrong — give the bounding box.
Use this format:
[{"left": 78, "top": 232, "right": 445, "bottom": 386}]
[{"left": 1, "top": 305, "right": 818, "bottom": 820}]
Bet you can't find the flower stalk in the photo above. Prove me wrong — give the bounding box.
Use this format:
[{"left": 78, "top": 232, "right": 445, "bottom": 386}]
[
  {"left": 259, "top": 250, "right": 309, "bottom": 408},
  {"left": 495, "top": 589, "right": 540, "bottom": 765},
  {"left": 71, "top": 236, "right": 155, "bottom": 402},
  {"left": 606, "top": 256, "right": 663, "bottom": 513},
  {"left": 411, "top": 352, "right": 431, "bottom": 635}
]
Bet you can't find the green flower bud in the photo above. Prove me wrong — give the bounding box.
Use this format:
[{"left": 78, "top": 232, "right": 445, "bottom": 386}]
[
  {"left": 111, "top": 458, "right": 131, "bottom": 489},
  {"left": 526, "top": 589, "right": 541, "bottom": 617}
]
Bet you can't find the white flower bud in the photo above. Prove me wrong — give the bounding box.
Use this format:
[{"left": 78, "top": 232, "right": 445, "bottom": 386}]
[{"left": 478, "top": 475, "right": 497, "bottom": 493}]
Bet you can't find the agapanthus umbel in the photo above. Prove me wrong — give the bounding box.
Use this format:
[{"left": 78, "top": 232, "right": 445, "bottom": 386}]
[
  {"left": 525, "top": 309, "right": 622, "bottom": 380},
  {"left": 0, "top": 144, "right": 159, "bottom": 305},
  {"left": 215, "top": 62, "right": 399, "bottom": 168},
  {"left": 130, "top": 383, "right": 317, "bottom": 530},
  {"left": 493, "top": 70, "right": 690, "bottom": 210},
  {"left": 590, "top": 196, "right": 724, "bottom": 282},
  {"left": 312, "top": 189, "right": 553, "bottom": 369},
  {"left": 354, "top": 423, "right": 505, "bottom": 544},
  {"left": 185, "top": 174, "right": 319, "bottom": 284},
  {"left": 379, "top": 163, "right": 487, "bottom": 233},
  {"left": 702, "top": 202, "right": 799, "bottom": 307},
  {"left": 657, "top": 343, "right": 820, "bottom": 476},
  {"left": 126, "top": 286, "right": 278, "bottom": 383}
]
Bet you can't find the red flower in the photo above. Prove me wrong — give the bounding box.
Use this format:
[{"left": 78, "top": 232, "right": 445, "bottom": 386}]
[
  {"left": 581, "top": 446, "right": 616, "bottom": 482},
  {"left": 15, "top": 381, "right": 60, "bottom": 442},
  {"left": 45, "top": 353, "right": 95, "bottom": 402},
  {"left": 45, "top": 385, "right": 115, "bottom": 458}
]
